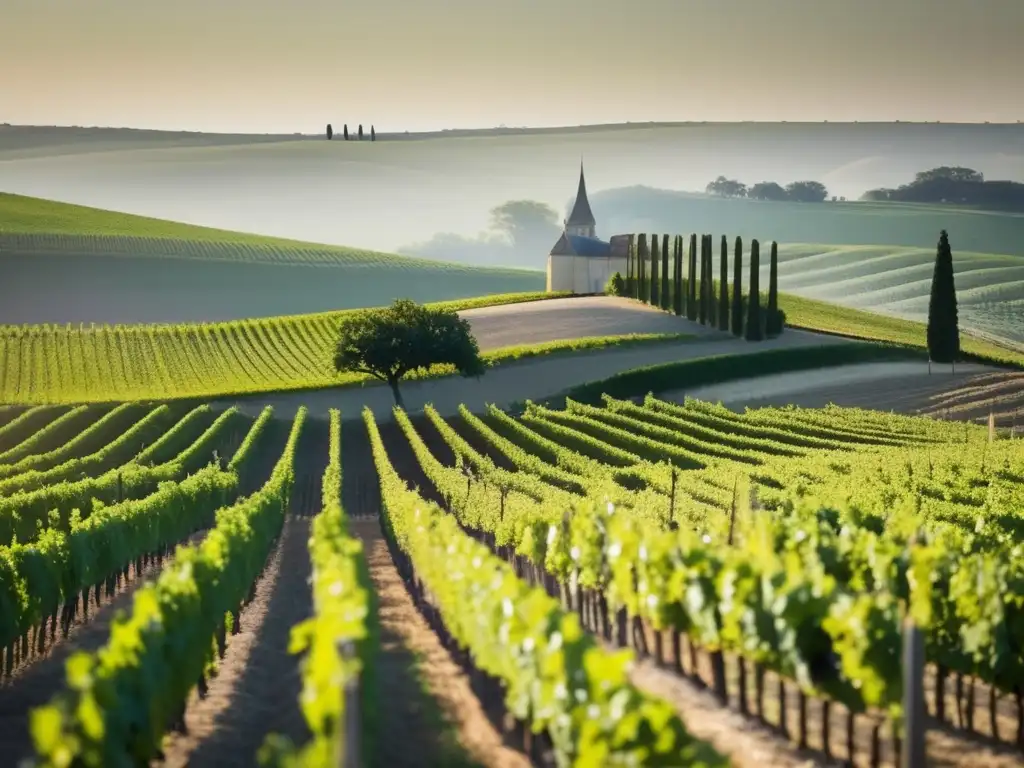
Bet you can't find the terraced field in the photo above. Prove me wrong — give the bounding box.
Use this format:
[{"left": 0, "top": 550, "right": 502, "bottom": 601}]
[{"left": 772, "top": 244, "right": 1024, "bottom": 348}]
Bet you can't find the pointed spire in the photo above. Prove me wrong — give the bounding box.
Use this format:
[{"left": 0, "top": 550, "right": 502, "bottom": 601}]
[{"left": 567, "top": 160, "right": 596, "bottom": 228}]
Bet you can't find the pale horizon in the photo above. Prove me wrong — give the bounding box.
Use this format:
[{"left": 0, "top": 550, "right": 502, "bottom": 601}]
[{"left": 4, "top": 0, "right": 1022, "bottom": 134}]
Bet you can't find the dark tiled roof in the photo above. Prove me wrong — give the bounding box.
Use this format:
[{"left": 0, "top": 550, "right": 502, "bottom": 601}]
[
  {"left": 550, "top": 232, "right": 611, "bottom": 257},
  {"left": 567, "top": 163, "right": 596, "bottom": 226}
]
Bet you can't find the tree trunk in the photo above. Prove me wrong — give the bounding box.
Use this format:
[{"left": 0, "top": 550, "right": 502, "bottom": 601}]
[{"left": 387, "top": 376, "right": 405, "bottom": 408}]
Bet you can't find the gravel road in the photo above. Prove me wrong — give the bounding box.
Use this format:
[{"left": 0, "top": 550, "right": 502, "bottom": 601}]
[{"left": 461, "top": 296, "right": 728, "bottom": 349}]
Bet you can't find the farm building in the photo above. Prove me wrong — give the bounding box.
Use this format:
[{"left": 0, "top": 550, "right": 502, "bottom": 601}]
[{"left": 546, "top": 164, "right": 629, "bottom": 293}]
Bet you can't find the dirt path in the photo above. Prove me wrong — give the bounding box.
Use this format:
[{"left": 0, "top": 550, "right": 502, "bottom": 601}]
[
  {"left": 155, "top": 516, "right": 313, "bottom": 768},
  {"left": 350, "top": 520, "right": 529, "bottom": 768},
  {"left": 213, "top": 327, "right": 839, "bottom": 420},
  {"left": 0, "top": 545, "right": 197, "bottom": 766},
  {"left": 460, "top": 295, "right": 728, "bottom": 349}
]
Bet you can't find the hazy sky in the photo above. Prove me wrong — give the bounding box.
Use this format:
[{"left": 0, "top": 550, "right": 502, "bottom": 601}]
[{"left": 4, "top": 0, "right": 1022, "bottom": 133}]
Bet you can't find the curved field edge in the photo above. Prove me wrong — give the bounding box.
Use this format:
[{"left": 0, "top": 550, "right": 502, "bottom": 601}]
[
  {"left": 543, "top": 343, "right": 933, "bottom": 408},
  {"left": 779, "top": 291, "right": 1024, "bottom": 365}
]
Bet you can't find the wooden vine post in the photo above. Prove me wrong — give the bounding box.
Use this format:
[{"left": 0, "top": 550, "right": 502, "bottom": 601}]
[
  {"left": 901, "top": 534, "right": 927, "bottom": 768},
  {"left": 339, "top": 639, "right": 362, "bottom": 768}
]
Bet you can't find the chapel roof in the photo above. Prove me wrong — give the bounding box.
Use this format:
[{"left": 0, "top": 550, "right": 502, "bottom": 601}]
[
  {"left": 550, "top": 232, "right": 611, "bottom": 257},
  {"left": 566, "top": 162, "right": 596, "bottom": 227}
]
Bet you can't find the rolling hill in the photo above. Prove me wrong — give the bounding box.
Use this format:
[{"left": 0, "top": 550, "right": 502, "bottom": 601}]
[{"left": 0, "top": 193, "right": 544, "bottom": 324}]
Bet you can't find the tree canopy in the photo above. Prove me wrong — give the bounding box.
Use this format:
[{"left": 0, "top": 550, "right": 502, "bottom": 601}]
[
  {"left": 705, "top": 176, "right": 748, "bottom": 198},
  {"left": 747, "top": 182, "right": 790, "bottom": 202},
  {"left": 785, "top": 181, "right": 829, "bottom": 203},
  {"left": 489, "top": 200, "right": 561, "bottom": 251},
  {"left": 335, "top": 299, "right": 485, "bottom": 407}
]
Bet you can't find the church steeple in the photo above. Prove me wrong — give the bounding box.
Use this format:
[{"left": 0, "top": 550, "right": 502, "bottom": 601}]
[{"left": 566, "top": 161, "right": 596, "bottom": 238}]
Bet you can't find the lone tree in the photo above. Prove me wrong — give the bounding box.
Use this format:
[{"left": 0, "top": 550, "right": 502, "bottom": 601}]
[
  {"left": 731, "top": 237, "right": 744, "bottom": 337},
  {"left": 766, "top": 241, "right": 782, "bottom": 336},
  {"left": 335, "top": 299, "right": 485, "bottom": 407},
  {"left": 927, "top": 229, "right": 960, "bottom": 364},
  {"left": 745, "top": 239, "right": 763, "bottom": 341},
  {"left": 343, "top": 124, "right": 349, "bottom": 140},
  {"left": 718, "top": 235, "right": 730, "bottom": 330},
  {"left": 358, "top": 124, "right": 364, "bottom": 140},
  {"left": 326, "top": 123, "right": 333, "bottom": 140},
  {"left": 660, "top": 234, "right": 671, "bottom": 311}
]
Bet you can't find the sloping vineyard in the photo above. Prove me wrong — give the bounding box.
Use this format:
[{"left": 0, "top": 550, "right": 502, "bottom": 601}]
[
  {"left": 374, "top": 396, "right": 1024, "bottom": 765},
  {"left": 3, "top": 391, "right": 1021, "bottom": 767},
  {"left": 0, "top": 232, "right": 543, "bottom": 272},
  {"left": 0, "top": 293, "right": 556, "bottom": 403}
]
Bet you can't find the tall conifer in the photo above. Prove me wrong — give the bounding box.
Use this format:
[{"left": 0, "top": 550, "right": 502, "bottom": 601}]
[
  {"left": 686, "top": 234, "right": 698, "bottom": 321},
  {"left": 766, "top": 241, "right": 781, "bottom": 335},
  {"left": 745, "top": 239, "right": 763, "bottom": 341},
  {"left": 731, "top": 236, "right": 744, "bottom": 336},
  {"left": 650, "top": 235, "right": 660, "bottom": 306},
  {"left": 927, "top": 229, "right": 961, "bottom": 363},
  {"left": 661, "top": 234, "right": 671, "bottom": 311},
  {"left": 719, "top": 235, "right": 730, "bottom": 330}
]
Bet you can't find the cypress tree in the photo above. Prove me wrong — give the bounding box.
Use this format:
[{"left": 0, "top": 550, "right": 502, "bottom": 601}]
[
  {"left": 343, "top": 124, "right": 349, "bottom": 140},
  {"left": 327, "top": 123, "right": 333, "bottom": 140},
  {"left": 686, "top": 234, "right": 698, "bottom": 321},
  {"left": 719, "top": 235, "right": 730, "bottom": 330},
  {"left": 745, "top": 239, "right": 763, "bottom": 341},
  {"left": 706, "top": 235, "right": 715, "bottom": 324},
  {"left": 358, "top": 124, "right": 364, "bottom": 140},
  {"left": 660, "top": 234, "right": 671, "bottom": 311},
  {"left": 731, "top": 237, "right": 744, "bottom": 337},
  {"left": 673, "top": 236, "right": 684, "bottom": 316},
  {"left": 927, "top": 229, "right": 961, "bottom": 363},
  {"left": 624, "top": 237, "right": 633, "bottom": 297},
  {"left": 700, "top": 234, "right": 708, "bottom": 325},
  {"left": 637, "top": 234, "right": 648, "bottom": 301},
  {"left": 766, "top": 241, "right": 781, "bottom": 336},
  {"left": 650, "top": 235, "right": 660, "bottom": 306}
]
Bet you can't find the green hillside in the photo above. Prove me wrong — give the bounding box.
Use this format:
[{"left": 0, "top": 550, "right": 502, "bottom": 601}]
[
  {"left": 0, "top": 194, "right": 545, "bottom": 324},
  {"left": 0, "top": 192, "right": 535, "bottom": 269},
  {"left": 769, "top": 243, "right": 1024, "bottom": 348}
]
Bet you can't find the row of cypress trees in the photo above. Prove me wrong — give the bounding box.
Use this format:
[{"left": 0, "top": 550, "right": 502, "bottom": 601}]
[{"left": 625, "top": 233, "right": 783, "bottom": 340}]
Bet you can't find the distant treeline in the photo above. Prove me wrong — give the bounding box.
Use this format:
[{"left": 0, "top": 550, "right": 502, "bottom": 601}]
[
  {"left": 705, "top": 177, "right": 839, "bottom": 203},
  {"left": 861, "top": 167, "right": 1024, "bottom": 210}
]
